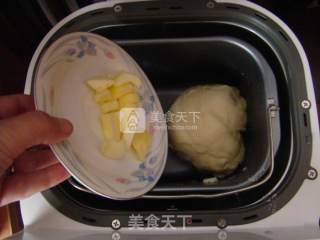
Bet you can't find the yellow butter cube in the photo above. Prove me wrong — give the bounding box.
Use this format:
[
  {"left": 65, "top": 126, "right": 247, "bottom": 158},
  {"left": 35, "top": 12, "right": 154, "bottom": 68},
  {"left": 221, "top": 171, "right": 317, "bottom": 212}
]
[
  {"left": 118, "top": 92, "right": 140, "bottom": 109},
  {"left": 100, "top": 112, "right": 120, "bottom": 141},
  {"left": 101, "top": 140, "right": 126, "bottom": 159},
  {"left": 114, "top": 72, "right": 142, "bottom": 88},
  {"left": 110, "top": 83, "right": 135, "bottom": 99},
  {"left": 86, "top": 78, "right": 114, "bottom": 92},
  {"left": 122, "top": 132, "right": 135, "bottom": 148},
  {"left": 132, "top": 131, "right": 152, "bottom": 161},
  {"left": 85, "top": 72, "right": 148, "bottom": 161},
  {"left": 120, "top": 102, "right": 140, "bottom": 109},
  {"left": 101, "top": 100, "right": 119, "bottom": 113},
  {"left": 93, "top": 89, "right": 113, "bottom": 103}
]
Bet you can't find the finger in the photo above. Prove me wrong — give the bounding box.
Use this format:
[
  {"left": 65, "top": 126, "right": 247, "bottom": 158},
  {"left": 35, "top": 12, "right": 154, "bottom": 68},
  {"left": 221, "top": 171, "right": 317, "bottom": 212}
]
[
  {"left": 14, "top": 149, "right": 58, "bottom": 173},
  {"left": 0, "top": 163, "right": 70, "bottom": 206},
  {"left": 0, "top": 111, "right": 73, "bottom": 175},
  {"left": 0, "top": 95, "right": 35, "bottom": 119}
]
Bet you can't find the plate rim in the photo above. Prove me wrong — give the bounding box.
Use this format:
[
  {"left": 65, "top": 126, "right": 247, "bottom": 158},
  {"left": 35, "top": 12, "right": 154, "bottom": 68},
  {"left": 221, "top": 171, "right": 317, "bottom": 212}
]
[{"left": 33, "top": 31, "right": 168, "bottom": 200}]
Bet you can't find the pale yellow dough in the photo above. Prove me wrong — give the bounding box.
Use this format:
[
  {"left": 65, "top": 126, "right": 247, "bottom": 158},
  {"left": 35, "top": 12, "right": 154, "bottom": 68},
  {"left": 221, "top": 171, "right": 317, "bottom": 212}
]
[{"left": 168, "top": 85, "right": 247, "bottom": 173}]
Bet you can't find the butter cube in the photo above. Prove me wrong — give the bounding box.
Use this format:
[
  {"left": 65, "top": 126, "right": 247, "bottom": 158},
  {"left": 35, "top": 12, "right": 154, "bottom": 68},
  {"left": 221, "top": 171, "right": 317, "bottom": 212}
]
[
  {"left": 93, "top": 89, "right": 113, "bottom": 103},
  {"left": 110, "top": 83, "right": 135, "bottom": 99},
  {"left": 114, "top": 72, "right": 142, "bottom": 88},
  {"left": 122, "top": 132, "right": 135, "bottom": 148},
  {"left": 101, "top": 100, "right": 119, "bottom": 113},
  {"left": 100, "top": 112, "right": 120, "bottom": 141},
  {"left": 118, "top": 92, "right": 140, "bottom": 109},
  {"left": 132, "top": 131, "right": 152, "bottom": 161},
  {"left": 101, "top": 140, "right": 126, "bottom": 159},
  {"left": 86, "top": 78, "right": 114, "bottom": 92}
]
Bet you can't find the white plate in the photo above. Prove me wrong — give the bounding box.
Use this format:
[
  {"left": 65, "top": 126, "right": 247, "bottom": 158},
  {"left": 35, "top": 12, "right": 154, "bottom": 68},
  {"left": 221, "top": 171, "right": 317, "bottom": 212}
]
[{"left": 33, "top": 32, "right": 168, "bottom": 200}]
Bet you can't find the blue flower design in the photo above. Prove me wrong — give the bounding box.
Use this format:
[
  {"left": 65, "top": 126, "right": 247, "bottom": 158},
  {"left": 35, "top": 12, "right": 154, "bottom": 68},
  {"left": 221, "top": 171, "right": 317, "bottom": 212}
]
[
  {"left": 139, "top": 162, "right": 146, "bottom": 170},
  {"left": 80, "top": 35, "right": 87, "bottom": 42},
  {"left": 86, "top": 41, "right": 96, "bottom": 56},
  {"left": 74, "top": 35, "right": 97, "bottom": 58},
  {"left": 132, "top": 169, "right": 146, "bottom": 182},
  {"left": 147, "top": 176, "right": 154, "bottom": 182},
  {"left": 66, "top": 48, "right": 76, "bottom": 56},
  {"left": 138, "top": 176, "right": 146, "bottom": 182},
  {"left": 149, "top": 156, "right": 157, "bottom": 165},
  {"left": 131, "top": 163, "right": 155, "bottom": 183},
  {"left": 132, "top": 169, "right": 144, "bottom": 178},
  {"left": 77, "top": 36, "right": 88, "bottom": 49},
  {"left": 77, "top": 50, "right": 85, "bottom": 58}
]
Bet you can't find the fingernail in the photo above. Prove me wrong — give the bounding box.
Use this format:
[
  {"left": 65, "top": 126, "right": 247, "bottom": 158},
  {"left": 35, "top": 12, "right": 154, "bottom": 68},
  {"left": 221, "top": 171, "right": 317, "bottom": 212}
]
[{"left": 58, "top": 118, "right": 73, "bottom": 134}]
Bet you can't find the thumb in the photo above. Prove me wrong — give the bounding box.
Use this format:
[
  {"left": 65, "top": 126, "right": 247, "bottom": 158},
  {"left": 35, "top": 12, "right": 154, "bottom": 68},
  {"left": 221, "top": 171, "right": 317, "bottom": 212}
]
[{"left": 0, "top": 111, "right": 73, "bottom": 175}]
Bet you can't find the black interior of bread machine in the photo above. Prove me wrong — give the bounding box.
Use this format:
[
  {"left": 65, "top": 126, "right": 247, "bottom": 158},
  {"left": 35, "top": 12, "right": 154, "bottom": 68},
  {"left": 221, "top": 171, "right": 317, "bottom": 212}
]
[{"left": 41, "top": 1, "right": 313, "bottom": 227}]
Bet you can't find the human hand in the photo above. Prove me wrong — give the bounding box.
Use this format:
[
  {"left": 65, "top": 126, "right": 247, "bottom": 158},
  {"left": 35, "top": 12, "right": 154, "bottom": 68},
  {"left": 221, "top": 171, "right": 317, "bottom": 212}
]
[{"left": 0, "top": 94, "right": 73, "bottom": 206}]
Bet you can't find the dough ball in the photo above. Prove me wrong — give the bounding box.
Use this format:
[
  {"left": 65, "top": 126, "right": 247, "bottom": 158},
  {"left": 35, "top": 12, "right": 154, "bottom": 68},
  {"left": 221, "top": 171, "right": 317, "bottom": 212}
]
[{"left": 168, "top": 85, "right": 247, "bottom": 173}]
